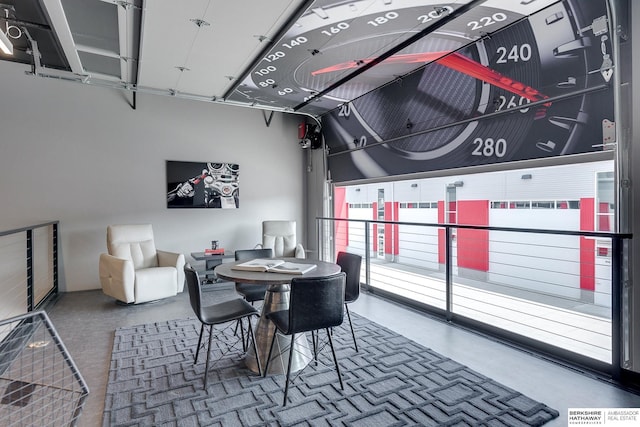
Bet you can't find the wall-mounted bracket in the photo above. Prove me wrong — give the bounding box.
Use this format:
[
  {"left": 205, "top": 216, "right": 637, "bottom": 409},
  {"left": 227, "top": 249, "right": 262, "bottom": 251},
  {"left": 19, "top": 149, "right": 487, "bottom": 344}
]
[{"left": 262, "top": 110, "right": 275, "bottom": 127}]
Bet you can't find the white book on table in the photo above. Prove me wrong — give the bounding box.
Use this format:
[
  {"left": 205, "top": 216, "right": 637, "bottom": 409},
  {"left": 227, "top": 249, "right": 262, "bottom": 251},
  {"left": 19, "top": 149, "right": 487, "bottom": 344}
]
[
  {"left": 231, "top": 259, "right": 317, "bottom": 275},
  {"left": 231, "top": 258, "right": 284, "bottom": 272},
  {"left": 268, "top": 262, "right": 317, "bottom": 275}
]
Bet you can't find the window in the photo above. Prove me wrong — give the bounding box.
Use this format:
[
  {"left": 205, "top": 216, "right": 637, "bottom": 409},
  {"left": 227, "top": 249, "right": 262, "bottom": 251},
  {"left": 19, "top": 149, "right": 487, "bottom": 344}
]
[
  {"left": 419, "top": 202, "right": 437, "bottom": 208},
  {"left": 510, "top": 201, "right": 531, "bottom": 209},
  {"left": 532, "top": 201, "right": 554, "bottom": 209},
  {"left": 596, "top": 171, "right": 614, "bottom": 232},
  {"left": 445, "top": 186, "right": 457, "bottom": 223}
]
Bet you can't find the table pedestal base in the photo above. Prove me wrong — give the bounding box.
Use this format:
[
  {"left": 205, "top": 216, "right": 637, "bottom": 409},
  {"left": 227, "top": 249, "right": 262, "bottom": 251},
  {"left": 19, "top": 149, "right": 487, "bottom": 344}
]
[{"left": 245, "top": 284, "right": 313, "bottom": 375}]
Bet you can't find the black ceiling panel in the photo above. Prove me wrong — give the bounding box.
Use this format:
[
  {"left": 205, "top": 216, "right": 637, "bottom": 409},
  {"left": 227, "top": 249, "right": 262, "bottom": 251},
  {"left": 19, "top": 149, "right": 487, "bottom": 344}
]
[{"left": 0, "top": 0, "right": 69, "bottom": 70}]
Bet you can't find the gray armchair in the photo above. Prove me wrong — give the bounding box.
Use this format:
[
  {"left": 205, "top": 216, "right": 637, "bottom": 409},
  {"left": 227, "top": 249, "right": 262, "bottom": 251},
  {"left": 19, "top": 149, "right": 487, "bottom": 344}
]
[
  {"left": 99, "top": 224, "right": 185, "bottom": 304},
  {"left": 256, "top": 220, "right": 305, "bottom": 258}
]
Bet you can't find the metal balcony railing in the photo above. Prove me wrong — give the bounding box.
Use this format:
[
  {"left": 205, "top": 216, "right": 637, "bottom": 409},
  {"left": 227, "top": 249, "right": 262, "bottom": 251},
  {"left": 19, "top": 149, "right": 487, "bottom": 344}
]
[
  {"left": 316, "top": 217, "right": 631, "bottom": 377},
  {"left": 0, "top": 221, "right": 59, "bottom": 322},
  {"left": 0, "top": 223, "right": 90, "bottom": 426}
]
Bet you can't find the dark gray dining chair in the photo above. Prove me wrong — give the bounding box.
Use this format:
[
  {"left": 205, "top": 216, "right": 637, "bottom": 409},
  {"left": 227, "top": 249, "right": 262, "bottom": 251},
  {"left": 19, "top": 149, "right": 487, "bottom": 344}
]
[
  {"left": 336, "top": 251, "right": 363, "bottom": 351},
  {"left": 263, "top": 272, "right": 346, "bottom": 406},
  {"left": 184, "top": 264, "right": 262, "bottom": 389},
  {"left": 234, "top": 248, "right": 274, "bottom": 304}
]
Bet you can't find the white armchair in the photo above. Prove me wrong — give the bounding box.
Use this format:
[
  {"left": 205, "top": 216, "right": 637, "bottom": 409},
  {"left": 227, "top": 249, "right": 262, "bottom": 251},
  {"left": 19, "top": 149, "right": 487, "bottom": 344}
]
[
  {"left": 256, "top": 220, "right": 305, "bottom": 259},
  {"left": 99, "top": 224, "right": 185, "bottom": 304}
]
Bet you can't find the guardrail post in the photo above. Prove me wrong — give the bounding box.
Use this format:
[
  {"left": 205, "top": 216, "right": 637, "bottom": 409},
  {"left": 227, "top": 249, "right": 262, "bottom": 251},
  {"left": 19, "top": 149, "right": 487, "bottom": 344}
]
[
  {"left": 53, "top": 223, "right": 59, "bottom": 295},
  {"left": 316, "top": 218, "right": 321, "bottom": 260},
  {"left": 365, "top": 220, "right": 371, "bottom": 288},
  {"left": 611, "top": 235, "right": 622, "bottom": 380},
  {"left": 26, "top": 229, "right": 33, "bottom": 311},
  {"left": 445, "top": 226, "right": 452, "bottom": 321}
]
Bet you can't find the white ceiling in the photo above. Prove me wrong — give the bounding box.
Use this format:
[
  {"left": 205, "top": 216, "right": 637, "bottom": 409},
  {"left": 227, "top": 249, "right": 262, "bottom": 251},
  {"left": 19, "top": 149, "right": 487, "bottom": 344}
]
[
  {"left": 0, "top": 0, "right": 310, "bottom": 108},
  {"left": 137, "top": 0, "right": 305, "bottom": 99}
]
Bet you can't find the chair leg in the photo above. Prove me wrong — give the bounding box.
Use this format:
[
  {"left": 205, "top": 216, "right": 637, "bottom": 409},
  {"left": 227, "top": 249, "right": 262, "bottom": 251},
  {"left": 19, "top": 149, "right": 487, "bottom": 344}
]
[
  {"left": 239, "top": 318, "right": 246, "bottom": 352},
  {"left": 263, "top": 330, "right": 277, "bottom": 378},
  {"left": 233, "top": 315, "right": 251, "bottom": 351},
  {"left": 326, "top": 328, "right": 344, "bottom": 390},
  {"left": 244, "top": 317, "right": 252, "bottom": 351},
  {"left": 233, "top": 318, "right": 240, "bottom": 337},
  {"left": 204, "top": 325, "right": 214, "bottom": 390},
  {"left": 194, "top": 323, "right": 205, "bottom": 364},
  {"left": 247, "top": 317, "right": 262, "bottom": 376},
  {"left": 311, "top": 330, "right": 318, "bottom": 365},
  {"left": 345, "top": 303, "right": 358, "bottom": 352},
  {"left": 283, "top": 334, "right": 295, "bottom": 406}
]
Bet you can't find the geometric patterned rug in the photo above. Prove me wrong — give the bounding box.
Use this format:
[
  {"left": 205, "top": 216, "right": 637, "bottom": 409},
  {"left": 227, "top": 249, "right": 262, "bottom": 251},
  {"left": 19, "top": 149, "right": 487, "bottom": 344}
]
[{"left": 103, "top": 314, "right": 559, "bottom": 426}]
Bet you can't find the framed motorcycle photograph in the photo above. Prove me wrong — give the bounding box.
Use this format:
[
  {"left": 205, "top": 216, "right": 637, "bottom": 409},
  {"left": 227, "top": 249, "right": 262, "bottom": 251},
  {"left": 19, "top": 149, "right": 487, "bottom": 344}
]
[{"left": 166, "top": 161, "right": 239, "bottom": 209}]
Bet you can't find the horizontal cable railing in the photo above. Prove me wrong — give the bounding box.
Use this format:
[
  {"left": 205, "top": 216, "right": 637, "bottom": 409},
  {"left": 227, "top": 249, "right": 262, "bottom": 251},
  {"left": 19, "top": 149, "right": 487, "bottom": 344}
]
[
  {"left": 0, "top": 224, "right": 88, "bottom": 426},
  {"left": 0, "top": 221, "right": 59, "bottom": 322},
  {"left": 316, "top": 217, "right": 630, "bottom": 376}
]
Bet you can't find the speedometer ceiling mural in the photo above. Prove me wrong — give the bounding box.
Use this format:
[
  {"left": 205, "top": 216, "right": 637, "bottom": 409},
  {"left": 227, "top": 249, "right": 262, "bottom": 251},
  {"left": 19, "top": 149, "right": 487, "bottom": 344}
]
[
  {"left": 318, "top": 0, "right": 617, "bottom": 181},
  {"left": 227, "top": 0, "right": 619, "bottom": 182},
  {"left": 227, "top": 0, "right": 569, "bottom": 116}
]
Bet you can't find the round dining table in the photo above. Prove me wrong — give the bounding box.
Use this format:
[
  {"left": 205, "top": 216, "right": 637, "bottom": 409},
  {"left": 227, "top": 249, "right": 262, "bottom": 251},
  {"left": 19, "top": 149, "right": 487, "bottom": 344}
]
[{"left": 214, "top": 258, "right": 342, "bottom": 375}]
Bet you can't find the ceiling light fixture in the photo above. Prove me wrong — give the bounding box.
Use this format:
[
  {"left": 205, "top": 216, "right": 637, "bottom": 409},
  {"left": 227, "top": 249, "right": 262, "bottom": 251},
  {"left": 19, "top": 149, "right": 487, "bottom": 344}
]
[
  {"left": 0, "top": 29, "right": 13, "bottom": 55},
  {"left": 0, "top": 6, "right": 14, "bottom": 55}
]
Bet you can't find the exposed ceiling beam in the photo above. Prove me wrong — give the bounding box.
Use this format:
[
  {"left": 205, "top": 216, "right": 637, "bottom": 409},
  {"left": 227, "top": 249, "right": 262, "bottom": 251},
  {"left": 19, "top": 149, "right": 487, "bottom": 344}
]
[
  {"left": 117, "top": 2, "right": 139, "bottom": 86},
  {"left": 41, "top": 0, "right": 83, "bottom": 73}
]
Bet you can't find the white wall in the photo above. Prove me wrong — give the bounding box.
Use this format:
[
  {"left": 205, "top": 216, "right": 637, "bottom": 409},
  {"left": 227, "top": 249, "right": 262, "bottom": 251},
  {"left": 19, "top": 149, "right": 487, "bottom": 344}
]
[
  {"left": 398, "top": 207, "right": 439, "bottom": 269},
  {"left": 0, "top": 62, "right": 305, "bottom": 292}
]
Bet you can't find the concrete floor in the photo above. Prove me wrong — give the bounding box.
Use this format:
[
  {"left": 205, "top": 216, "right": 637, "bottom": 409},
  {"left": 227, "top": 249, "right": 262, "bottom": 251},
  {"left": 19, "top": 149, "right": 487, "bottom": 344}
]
[{"left": 44, "top": 285, "right": 640, "bottom": 427}]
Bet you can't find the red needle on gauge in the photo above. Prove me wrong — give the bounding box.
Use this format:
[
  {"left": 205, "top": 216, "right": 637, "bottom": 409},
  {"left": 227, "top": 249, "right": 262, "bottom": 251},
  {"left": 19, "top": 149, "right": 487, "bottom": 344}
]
[{"left": 312, "top": 51, "right": 551, "bottom": 107}]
